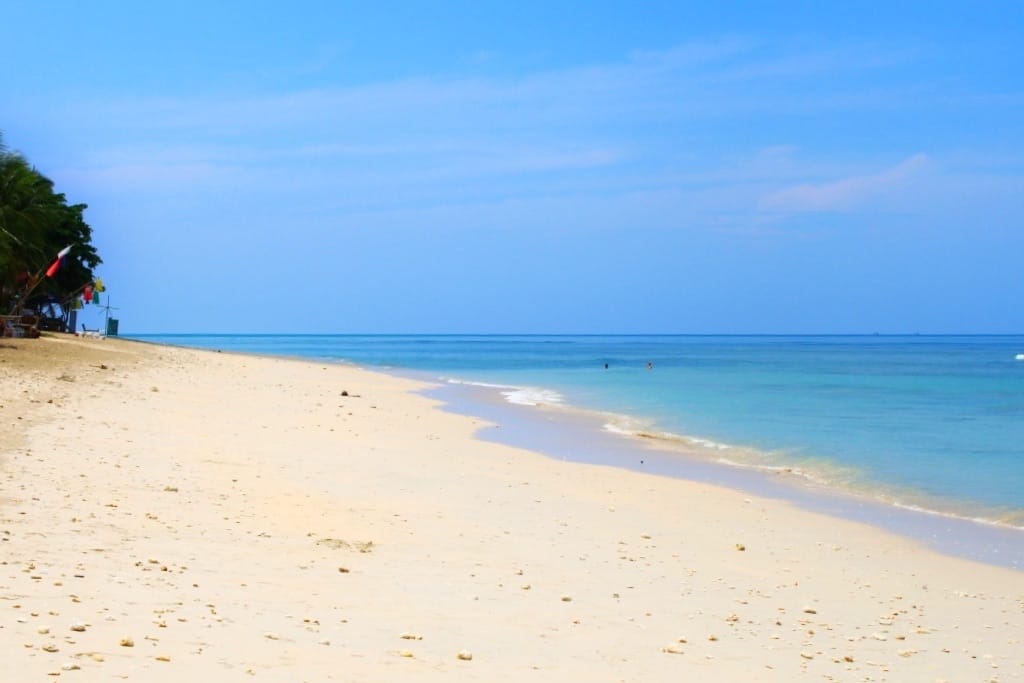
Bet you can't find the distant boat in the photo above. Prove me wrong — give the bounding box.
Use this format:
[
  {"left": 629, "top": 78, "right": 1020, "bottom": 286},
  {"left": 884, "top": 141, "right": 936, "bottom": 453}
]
[{"left": 1017, "top": 354, "right": 1024, "bottom": 361}]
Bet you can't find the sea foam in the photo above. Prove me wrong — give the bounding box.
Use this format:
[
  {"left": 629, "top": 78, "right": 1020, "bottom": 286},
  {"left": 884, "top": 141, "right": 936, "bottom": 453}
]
[{"left": 501, "top": 387, "right": 565, "bottom": 407}]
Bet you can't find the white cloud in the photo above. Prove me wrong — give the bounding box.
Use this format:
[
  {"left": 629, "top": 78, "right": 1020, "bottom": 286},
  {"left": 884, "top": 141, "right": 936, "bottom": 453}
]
[
  {"left": 758, "top": 153, "right": 931, "bottom": 213},
  {"left": 30, "top": 37, "right": 1011, "bottom": 237}
]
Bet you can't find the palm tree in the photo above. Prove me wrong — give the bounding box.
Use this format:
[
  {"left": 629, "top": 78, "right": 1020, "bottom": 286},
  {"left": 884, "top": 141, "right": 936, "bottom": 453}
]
[
  {"left": 0, "top": 131, "right": 102, "bottom": 317},
  {"left": 1, "top": 152, "right": 53, "bottom": 270}
]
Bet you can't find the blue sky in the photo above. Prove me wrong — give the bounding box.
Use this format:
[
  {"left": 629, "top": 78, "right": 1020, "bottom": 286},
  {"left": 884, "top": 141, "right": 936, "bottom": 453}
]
[{"left": 2, "top": 1, "right": 1022, "bottom": 333}]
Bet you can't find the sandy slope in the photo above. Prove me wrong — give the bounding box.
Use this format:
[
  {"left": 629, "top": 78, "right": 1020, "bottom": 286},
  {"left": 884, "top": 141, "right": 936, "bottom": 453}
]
[{"left": 1, "top": 336, "right": 1021, "bottom": 681}]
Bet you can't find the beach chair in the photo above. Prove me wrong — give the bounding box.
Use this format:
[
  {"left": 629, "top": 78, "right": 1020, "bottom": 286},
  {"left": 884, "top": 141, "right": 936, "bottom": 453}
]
[{"left": 79, "top": 323, "right": 104, "bottom": 339}]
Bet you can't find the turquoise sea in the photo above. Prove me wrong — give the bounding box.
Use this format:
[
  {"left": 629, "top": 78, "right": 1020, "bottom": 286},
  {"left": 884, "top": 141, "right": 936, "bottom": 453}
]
[{"left": 138, "top": 334, "right": 1024, "bottom": 557}]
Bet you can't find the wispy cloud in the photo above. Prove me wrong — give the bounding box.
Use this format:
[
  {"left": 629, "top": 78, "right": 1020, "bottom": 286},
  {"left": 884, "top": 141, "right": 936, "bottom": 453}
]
[
  {"left": 63, "top": 35, "right": 926, "bottom": 139},
  {"left": 758, "top": 154, "right": 931, "bottom": 214},
  {"left": 34, "top": 36, "right": 1015, "bottom": 238},
  {"left": 713, "top": 43, "right": 919, "bottom": 82}
]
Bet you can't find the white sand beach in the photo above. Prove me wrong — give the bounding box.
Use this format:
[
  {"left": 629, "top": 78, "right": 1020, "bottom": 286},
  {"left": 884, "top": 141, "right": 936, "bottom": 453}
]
[{"left": 2, "top": 336, "right": 1021, "bottom": 681}]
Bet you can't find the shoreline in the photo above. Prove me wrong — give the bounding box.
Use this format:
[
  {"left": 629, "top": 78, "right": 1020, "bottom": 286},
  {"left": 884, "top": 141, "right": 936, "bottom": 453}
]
[
  {"left": 4, "top": 335, "right": 1022, "bottom": 681},
  {"left": 427, "top": 379, "right": 1024, "bottom": 570},
  {"left": 119, "top": 334, "right": 1024, "bottom": 565},
  {"left": 130, "top": 333, "right": 1024, "bottom": 538}
]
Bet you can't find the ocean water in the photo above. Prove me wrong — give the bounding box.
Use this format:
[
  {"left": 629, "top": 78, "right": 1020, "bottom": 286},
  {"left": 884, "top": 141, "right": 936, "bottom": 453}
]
[{"left": 137, "top": 334, "right": 1024, "bottom": 528}]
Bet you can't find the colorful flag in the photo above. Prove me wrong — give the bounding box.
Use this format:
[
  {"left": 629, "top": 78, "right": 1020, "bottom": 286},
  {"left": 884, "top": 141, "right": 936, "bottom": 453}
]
[{"left": 45, "top": 245, "right": 72, "bottom": 278}]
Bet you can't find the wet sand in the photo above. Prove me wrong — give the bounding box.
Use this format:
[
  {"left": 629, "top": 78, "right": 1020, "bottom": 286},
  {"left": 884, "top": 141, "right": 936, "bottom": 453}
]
[
  {"left": 1, "top": 336, "right": 1021, "bottom": 681},
  {"left": 431, "top": 381, "right": 1024, "bottom": 570}
]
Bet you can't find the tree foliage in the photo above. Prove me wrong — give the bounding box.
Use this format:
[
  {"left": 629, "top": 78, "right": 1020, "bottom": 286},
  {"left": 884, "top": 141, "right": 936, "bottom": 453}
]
[{"left": 0, "top": 130, "right": 102, "bottom": 315}]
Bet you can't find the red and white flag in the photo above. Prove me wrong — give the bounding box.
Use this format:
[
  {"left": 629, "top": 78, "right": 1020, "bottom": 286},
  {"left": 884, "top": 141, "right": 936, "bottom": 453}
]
[{"left": 45, "top": 245, "right": 72, "bottom": 278}]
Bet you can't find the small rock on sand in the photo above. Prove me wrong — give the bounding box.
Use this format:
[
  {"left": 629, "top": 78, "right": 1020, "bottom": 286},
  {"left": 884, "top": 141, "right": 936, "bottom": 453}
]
[{"left": 457, "top": 650, "right": 473, "bottom": 661}]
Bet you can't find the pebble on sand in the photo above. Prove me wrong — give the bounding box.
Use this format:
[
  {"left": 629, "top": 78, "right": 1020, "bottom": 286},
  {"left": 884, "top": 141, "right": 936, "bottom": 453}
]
[
  {"left": 457, "top": 650, "right": 473, "bottom": 661},
  {"left": 119, "top": 637, "right": 134, "bottom": 647}
]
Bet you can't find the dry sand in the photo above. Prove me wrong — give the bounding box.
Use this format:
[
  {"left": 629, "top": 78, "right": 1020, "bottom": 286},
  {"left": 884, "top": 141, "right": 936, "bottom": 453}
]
[{"left": 1, "top": 335, "right": 1021, "bottom": 682}]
